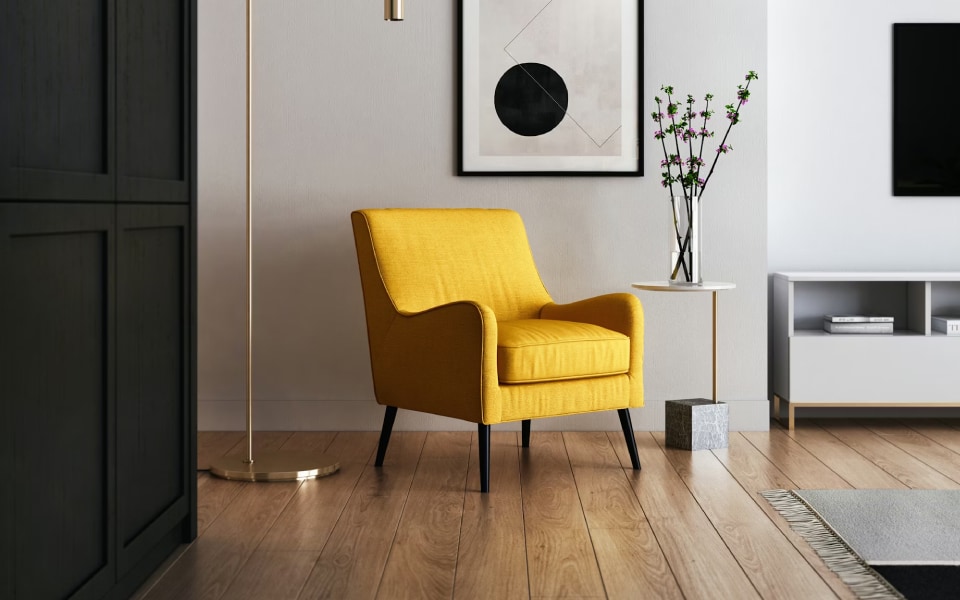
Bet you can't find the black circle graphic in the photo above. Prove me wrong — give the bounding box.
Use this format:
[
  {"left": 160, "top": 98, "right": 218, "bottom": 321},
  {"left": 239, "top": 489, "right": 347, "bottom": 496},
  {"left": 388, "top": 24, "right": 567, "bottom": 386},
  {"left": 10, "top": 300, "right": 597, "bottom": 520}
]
[{"left": 494, "top": 63, "right": 568, "bottom": 137}]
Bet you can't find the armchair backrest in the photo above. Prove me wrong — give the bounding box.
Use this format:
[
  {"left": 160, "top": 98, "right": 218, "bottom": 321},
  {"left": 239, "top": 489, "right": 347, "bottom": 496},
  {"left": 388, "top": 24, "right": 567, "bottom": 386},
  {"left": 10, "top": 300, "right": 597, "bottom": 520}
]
[{"left": 351, "top": 208, "right": 553, "bottom": 322}]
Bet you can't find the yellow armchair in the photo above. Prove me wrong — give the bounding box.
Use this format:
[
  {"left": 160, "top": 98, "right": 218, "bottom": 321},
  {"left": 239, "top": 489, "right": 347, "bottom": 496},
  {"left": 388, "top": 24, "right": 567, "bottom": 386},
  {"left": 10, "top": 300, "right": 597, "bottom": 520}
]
[{"left": 351, "top": 208, "right": 643, "bottom": 492}]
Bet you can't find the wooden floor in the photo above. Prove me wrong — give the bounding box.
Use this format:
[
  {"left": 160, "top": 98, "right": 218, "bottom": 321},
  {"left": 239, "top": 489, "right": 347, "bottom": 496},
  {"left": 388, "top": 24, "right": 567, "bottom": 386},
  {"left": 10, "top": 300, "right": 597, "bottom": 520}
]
[{"left": 133, "top": 419, "right": 960, "bottom": 600}]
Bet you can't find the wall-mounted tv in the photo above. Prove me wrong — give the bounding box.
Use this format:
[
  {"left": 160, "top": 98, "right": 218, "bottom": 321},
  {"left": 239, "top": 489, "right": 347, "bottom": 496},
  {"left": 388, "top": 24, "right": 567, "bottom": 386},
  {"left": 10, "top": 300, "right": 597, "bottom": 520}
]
[{"left": 893, "top": 23, "right": 960, "bottom": 196}]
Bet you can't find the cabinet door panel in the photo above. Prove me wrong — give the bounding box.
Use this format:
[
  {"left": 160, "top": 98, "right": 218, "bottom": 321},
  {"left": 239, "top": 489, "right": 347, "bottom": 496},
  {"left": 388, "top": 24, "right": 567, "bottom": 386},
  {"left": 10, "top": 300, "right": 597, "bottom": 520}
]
[
  {"left": 116, "top": 204, "right": 191, "bottom": 575},
  {"left": 789, "top": 335, "right": 960, "bottom": 403},
  {"left": 117, "top": 0, "right": 190, "bottom": 203},
  {"left": 0, "top": 0, "right": 115, "bottom": 201},
  {"left": 0, "top": 203, "right": 115, "bottom": 600}
]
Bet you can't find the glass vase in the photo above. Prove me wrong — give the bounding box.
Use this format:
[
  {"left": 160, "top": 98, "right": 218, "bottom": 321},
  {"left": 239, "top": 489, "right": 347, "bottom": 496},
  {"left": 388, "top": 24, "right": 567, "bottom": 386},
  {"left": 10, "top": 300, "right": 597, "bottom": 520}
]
[{"left": 669, "top": 194, "right": 701, "bottom": 285}]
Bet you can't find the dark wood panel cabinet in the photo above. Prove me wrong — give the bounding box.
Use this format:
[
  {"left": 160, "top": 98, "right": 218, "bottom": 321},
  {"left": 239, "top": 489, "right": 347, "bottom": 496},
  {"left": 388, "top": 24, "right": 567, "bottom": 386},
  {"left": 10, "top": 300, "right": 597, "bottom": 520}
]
[
  {"left": 0, "top": 204, "right": 117, "bottom": 600},
  {"left": 0, "top": 0, "right": 115, "bottom": 202},
  {"left": 117, "top": 0, "right": 190, "bottom": 203},
  {"left": 0, "top": 1, "right": 196, "bottom": 599},
  {"left": 116, "top": 205, "right": 192, "bottom": 577},
  {"left": 0, "top": 203, "right": 194, "bottom": 600}
]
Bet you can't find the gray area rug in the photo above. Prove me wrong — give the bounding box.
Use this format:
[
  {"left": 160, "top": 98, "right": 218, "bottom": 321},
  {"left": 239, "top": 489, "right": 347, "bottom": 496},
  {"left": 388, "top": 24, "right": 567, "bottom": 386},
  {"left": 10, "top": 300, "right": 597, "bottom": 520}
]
[
  {"left": 762, "top": 489, "right": 960, "bottom": 600},
  {"left": 796, "top": 490, "right": 960, "bottom": 565}
]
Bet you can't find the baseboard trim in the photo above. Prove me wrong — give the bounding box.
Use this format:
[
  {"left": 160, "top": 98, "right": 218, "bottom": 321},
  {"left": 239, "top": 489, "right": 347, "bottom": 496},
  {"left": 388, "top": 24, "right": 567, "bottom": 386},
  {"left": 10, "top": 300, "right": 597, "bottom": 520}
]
[{"left": 199, "top": 398, "right": 771, "bottom": 432}]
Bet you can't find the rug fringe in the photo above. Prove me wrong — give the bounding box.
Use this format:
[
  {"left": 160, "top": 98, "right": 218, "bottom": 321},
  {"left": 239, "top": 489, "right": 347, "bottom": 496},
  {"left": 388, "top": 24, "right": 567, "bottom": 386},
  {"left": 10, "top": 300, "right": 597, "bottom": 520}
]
[{"left": 761, "top": 489, "right": 906, "bottom": 600}]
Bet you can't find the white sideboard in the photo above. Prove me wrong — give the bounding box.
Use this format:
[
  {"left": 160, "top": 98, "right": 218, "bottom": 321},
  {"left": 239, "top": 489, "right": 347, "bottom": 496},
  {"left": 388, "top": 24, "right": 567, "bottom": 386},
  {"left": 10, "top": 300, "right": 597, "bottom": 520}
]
[{"left": 772, "top": 272, "right": 960, "bottom": 429}]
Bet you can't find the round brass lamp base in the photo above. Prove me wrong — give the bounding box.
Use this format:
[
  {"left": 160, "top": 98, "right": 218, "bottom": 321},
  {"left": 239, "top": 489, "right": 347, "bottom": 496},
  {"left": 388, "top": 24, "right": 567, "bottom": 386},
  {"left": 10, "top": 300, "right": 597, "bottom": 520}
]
[{"left": 209, "top": 451, "right": 340, "bottom": 482}]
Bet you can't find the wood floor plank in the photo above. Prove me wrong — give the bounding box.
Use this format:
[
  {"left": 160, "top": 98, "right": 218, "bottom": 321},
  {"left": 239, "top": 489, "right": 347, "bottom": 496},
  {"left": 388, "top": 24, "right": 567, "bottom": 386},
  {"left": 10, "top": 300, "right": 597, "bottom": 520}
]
[
  {"left": 278, "top": 431, "right": 340, "bottom": 453},
  {"left": 454, "top": 431, "right": 528, "bottom": 600},
  {"left": 563, "top": 432, "right": 645, "bottom": 528},
  {"left": 781, "top": 423, "right": 907, "bottom": 489},
  {"left": 588, "top": 529, "right": 681, "bottom": 600},
  {"left": 196, "top": 473, "right": 245, "bottom": 536},
  {"left": 197, "top": 431, "right": 245, "bottom": 470},
  {"left": 215, "top": 551, "right": 319, "bottom": 600},
  {"left": 375, "top": 432, "right": 471, "bottom": 600},
  {"left": 864, "top": 420, "right": 960, "bottom": 485},
  {"left": 143, "top": 479, "right": 301, "bottom": 600},
  {"left": 520, "top": 431, "right": 606, "bottom": 598},
  {"left": 612, "top": 432, "right": 761, "bottom": 600},
  {"left": 257, "top": 432, "right": 378, "bottom": 552},
  {"left": 193, "top": 431, "right": 297, "bottom": 538},
  {"left": 742, "top": 427, "right": 852, "bottom": 489},
  {"left": 297, "top": 432, "right": 426, "bottom": 600},
  {"left": 565, "top": 432, "right": 682, "bottom": 600},
  {"left": 655, "top": 432, "right": 837, "bottom": 600},
  {"left": 715, "top": 434, "right": 857, "bottom": 600},
  {"left": 154, "top": 423, "right": 960, "bottom": 600},
  {"left": 817, "top": 420, "right": 960, "bottom": 489},
  {"left": 906, "top": 419, "right": 960, "bottom": 455},
  {"left": 217, "top": 433, "right": 379, "bottom": 600}
]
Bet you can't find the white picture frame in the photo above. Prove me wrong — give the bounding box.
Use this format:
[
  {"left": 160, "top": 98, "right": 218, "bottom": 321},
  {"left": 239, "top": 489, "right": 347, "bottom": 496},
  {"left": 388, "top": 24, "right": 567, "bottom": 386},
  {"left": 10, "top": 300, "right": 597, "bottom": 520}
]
[{"left": 458, "top": 0, "right": 642, "bottom": 176}]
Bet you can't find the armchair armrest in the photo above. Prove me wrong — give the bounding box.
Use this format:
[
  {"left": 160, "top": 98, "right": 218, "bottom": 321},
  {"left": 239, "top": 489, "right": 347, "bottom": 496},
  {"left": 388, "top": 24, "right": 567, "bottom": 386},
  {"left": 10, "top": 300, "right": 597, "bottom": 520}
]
[
  {"left": 540, "top": 293, "right": 643, "bottom": 339},
  {"left": 372, "top": 300, "right": 502, "bottom": 424},
  {"left": 540, "top": 293, "right": 644, "bottom": 402}
]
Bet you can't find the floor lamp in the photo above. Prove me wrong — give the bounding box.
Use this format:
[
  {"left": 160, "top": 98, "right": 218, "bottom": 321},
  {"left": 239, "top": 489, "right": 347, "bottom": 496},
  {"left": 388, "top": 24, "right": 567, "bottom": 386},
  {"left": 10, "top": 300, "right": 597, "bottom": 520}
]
[{"left": 209, "top": 0, "right": 404, "bottom": 482}]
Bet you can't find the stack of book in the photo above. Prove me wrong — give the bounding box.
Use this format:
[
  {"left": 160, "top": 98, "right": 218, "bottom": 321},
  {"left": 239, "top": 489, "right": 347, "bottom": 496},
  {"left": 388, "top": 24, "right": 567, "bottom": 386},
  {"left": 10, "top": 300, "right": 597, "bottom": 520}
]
[
  {"left": 932, "top": 316, "right": 960, "bottom": 336},
  {"left": 823, "top": 315, "right": 894, "bottom": 334}
]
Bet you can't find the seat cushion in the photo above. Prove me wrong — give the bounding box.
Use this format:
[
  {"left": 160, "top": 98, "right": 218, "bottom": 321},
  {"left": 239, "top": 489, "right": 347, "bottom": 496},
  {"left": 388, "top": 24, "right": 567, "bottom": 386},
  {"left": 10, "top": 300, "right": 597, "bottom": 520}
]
[{"left": 497, "top": 319, "right": 630, "bottom": 384}]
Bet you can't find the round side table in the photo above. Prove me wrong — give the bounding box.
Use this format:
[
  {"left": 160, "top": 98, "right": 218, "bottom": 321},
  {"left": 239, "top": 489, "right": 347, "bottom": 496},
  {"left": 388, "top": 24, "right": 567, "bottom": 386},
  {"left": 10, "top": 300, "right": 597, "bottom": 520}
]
[
  {"left": 631, "top": 281, "right": 735, "bottom": 401},
  {"left": 632, "top": 281, "right": 736, "bottom": 450}
]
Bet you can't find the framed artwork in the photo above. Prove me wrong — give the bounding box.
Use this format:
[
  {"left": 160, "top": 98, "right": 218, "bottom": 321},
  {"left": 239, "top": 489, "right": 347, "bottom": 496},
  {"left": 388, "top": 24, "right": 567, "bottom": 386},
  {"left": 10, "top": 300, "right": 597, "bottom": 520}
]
[{"left": 458, "top": 0, "right": 642, "bottom": 176}]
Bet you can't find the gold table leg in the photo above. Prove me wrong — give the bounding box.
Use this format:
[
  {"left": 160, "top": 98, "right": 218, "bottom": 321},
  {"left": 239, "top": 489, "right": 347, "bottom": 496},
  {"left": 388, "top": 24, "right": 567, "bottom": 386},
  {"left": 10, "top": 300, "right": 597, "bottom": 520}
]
[{"left": 712, "top": 291, "right": 718, "bottom": 402}]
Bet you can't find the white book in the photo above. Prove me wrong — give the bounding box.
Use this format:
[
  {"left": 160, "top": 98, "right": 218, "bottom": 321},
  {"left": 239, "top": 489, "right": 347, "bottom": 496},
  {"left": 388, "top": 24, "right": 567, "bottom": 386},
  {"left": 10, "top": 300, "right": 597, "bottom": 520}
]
[
  {"left": 931, "top": 316, "right": 960, "bottom": 335},
  {"left": 823, "top": 321, "right": 894, "bottom": 334},
  {"left": 823, "top": 314, "right": 894, "bottom": 323}
]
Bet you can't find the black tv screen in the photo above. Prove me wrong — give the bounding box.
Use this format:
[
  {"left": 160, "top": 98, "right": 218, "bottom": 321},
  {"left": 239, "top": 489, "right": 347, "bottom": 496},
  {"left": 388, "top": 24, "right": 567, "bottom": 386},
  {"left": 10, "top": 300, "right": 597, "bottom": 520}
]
[{"left": 893, "top": 23, "right": 960, "bottom": 196}]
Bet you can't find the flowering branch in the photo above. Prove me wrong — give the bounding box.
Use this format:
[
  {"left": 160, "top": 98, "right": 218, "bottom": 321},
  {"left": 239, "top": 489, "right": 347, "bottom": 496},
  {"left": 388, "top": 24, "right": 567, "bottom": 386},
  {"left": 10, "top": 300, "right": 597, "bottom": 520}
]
[
  {"left": 651, "top": 71, "right": 758, "bottom": 200},
  {"left": 654, "top": 91, "right": 692, "bottom": 280},
  {"left": 651, "top": 71, "right": 758, "bottom": 283},
  {"left": 699, "top": 71, "right": 758, "bottom": 197}
]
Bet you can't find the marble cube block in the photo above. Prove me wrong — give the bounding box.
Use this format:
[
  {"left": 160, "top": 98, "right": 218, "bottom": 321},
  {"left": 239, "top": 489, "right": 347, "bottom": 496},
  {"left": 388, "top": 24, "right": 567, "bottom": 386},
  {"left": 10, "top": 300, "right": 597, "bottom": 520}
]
[{"left": 665, "top": 399, "right": 729, "bottom": 451}]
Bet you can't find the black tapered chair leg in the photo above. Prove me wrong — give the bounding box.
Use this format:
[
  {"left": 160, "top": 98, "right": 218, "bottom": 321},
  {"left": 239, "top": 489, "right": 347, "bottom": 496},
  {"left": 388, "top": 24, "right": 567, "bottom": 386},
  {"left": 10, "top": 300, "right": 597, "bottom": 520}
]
[
  {"left": 618, "top": 408, "right": 642, "bottom": 470},
  {"left": 521, "top": 419, "right": 531, "bottom": 448},
  {"left": 375, "top": 406, "right": 398, "bottom": 467},
  {"left": 478, "top": 423, "right": 491, "bottom": 493}
]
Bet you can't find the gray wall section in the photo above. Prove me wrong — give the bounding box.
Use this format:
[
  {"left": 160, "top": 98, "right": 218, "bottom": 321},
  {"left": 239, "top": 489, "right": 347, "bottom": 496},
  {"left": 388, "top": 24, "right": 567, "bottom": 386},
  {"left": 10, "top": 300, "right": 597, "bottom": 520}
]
[
  {"left": 197, "top": 0, "right": 769, "bottom": 431},
  {"left": 769, "top": 0, "right": 960, "bottom": 273}
]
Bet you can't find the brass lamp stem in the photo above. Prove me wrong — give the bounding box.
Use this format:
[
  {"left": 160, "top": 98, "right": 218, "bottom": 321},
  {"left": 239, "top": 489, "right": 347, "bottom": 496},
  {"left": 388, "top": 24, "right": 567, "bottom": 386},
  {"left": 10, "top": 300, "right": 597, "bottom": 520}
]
[
  {"left": 245, "top": 0, "right": 254, "bottom": 465},
  {"left": 208, "top": 0, "right": 340, "bottom": 482}
]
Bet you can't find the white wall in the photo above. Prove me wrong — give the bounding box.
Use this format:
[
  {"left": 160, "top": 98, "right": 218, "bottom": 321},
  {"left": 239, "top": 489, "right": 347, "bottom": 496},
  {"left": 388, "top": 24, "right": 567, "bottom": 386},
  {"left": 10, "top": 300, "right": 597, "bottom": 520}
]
[
  {"left": 198, "top": 0, "right": 768, "bottom": 432},
  {"left": 769, "top": 0, "right": 960, "bottom": 273}
]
